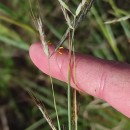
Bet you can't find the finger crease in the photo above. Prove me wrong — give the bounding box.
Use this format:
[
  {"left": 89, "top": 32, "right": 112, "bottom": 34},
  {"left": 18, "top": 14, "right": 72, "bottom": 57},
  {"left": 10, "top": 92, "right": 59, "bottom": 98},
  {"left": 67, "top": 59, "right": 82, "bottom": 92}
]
[{"left": 97, "top": 72, "right": 107, "bottom": 99}]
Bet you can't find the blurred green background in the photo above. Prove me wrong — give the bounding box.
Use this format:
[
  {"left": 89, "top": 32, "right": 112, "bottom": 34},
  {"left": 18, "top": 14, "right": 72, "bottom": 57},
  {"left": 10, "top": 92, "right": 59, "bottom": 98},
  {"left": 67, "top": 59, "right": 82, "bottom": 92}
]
[{"left": 0, "top": 0, "right": 130, "bottom": 130}]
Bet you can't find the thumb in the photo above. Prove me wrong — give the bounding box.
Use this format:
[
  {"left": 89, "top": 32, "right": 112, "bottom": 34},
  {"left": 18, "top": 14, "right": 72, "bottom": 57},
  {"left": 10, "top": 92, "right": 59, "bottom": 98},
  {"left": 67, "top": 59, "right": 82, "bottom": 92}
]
[{"left": 29, "top": 42, "right": 130, "bottom": 118}]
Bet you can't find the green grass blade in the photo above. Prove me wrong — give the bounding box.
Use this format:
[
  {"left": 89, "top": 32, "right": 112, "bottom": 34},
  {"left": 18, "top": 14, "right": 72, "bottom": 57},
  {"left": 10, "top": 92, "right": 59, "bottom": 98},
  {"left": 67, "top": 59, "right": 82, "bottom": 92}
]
[
  {"left": 0, "top": 15, "right": 36, "bottom": 34},
  {"left": 0, "top": 35, "right": 29, "bottom": 51},
  {"left": 91, "top": 7, "right": 123, "bottom": 61}
]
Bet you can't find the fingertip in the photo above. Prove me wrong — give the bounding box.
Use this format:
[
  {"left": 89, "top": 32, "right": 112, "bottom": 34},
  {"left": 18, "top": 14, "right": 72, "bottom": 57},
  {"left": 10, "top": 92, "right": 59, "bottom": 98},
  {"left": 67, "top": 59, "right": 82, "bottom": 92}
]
[
  {"left": 29, "top": 42, "right": 48, "bottom": 73},
  {"left": 29, "top": 42, "right": 42, "bottom": 60},
  {"left": 29, "top": 42, "right": 67, "bottom": 81}
]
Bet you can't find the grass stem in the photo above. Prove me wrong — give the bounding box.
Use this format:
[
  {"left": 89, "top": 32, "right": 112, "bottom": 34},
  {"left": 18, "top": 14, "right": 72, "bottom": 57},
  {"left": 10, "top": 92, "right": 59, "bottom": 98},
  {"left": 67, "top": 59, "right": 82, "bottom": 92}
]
[{"left": 48, "top": 59, "right": 61, "bottom": 130}]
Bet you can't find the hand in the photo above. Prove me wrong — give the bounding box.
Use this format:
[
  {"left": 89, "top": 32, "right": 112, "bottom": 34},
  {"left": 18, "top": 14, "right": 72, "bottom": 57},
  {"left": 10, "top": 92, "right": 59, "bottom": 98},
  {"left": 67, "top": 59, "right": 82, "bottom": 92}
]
[{"left": 29, "top": 43, "right": 130, "bottom": 118}]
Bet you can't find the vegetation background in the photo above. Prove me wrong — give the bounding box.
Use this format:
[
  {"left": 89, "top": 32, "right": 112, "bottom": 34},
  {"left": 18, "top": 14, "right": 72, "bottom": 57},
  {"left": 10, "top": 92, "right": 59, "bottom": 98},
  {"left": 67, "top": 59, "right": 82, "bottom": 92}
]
[{"left": 0, "top": 0, "right": 130, "bottom": 130}]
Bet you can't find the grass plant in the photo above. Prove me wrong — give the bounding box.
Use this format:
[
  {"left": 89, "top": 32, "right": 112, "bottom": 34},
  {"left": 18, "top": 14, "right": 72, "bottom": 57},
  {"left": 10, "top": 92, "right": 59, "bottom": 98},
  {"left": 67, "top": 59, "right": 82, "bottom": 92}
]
[
  {"left": 29, "top": 1, "right": 95, "bottom": 130},
  {"left": 0, "top": 0, "right": 130, "bottom": 130}
]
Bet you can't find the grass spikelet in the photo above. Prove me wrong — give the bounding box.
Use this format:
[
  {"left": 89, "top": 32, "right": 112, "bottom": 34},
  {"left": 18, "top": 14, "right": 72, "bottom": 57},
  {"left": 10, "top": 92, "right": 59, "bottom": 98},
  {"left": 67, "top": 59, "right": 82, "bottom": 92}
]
[
  {"left": 76, "top": 0, "right": 87, "bottom": 16},
  {"left": 28, "top": 91, "right": 57, "bottom": 130},
  {"left": 58, "top": 0, "right": 74, "bottom": 15},
  {"left": 29, "top": 0, "right": 49, "bottom": 57},
  {"left": 36, "top": 17, "right": 50, "bottom": 56},
  {"left": 61, "top": 6, "right": 73, "bottom": 29}
]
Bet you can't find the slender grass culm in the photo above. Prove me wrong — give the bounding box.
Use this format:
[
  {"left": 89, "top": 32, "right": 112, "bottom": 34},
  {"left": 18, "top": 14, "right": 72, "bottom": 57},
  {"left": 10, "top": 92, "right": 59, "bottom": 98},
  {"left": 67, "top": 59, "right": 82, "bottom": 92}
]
[{"left": 29, "top": 0, "right": 95, "bottom": 130}]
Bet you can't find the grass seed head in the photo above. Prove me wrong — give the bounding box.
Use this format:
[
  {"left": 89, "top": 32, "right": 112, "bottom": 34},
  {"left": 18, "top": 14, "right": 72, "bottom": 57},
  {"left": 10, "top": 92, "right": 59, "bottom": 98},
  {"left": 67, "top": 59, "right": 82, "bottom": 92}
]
[{"left": 36, "top": 17, "right": 50, "bottom": 57}]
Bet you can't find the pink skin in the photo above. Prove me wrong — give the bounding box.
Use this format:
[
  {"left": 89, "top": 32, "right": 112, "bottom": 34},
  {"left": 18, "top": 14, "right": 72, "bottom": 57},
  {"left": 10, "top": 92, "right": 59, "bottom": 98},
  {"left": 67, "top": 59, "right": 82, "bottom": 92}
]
[{"left": 29, "top": 43, "right": 130, "bottom": 118}]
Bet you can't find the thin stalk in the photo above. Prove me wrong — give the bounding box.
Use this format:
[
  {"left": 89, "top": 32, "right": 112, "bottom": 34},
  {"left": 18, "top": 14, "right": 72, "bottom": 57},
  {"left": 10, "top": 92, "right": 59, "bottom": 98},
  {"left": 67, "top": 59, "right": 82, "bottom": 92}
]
[
  {"left": 68, "top": 15, "right": 76, "bottom": 130},
  {"left": 68, "top": 31, "right": 72, "bottom": 130},
  {"left": 68, "top": 67, "right": 71, "bottom": 130},
  {"left": 73, "top": 89, "right": 77, "bottom": 130},
  {"left": 71, "top": 16, "right": 78, "bottom": 130},
  {"left": 48, "top": 59, "right": 61, "bottom": 130}
]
